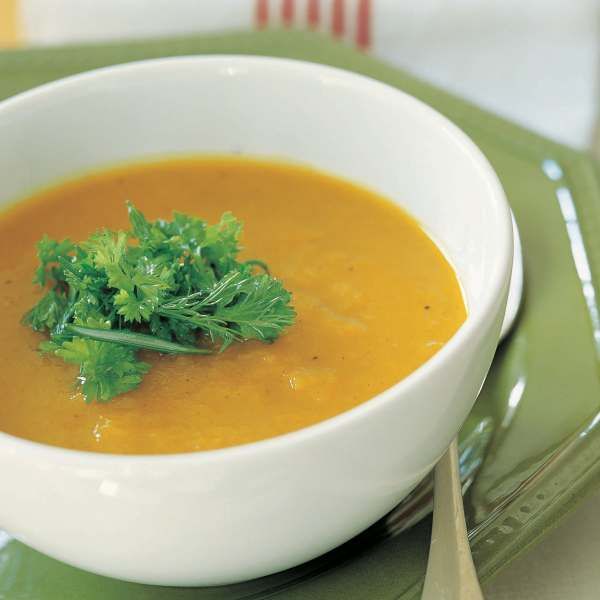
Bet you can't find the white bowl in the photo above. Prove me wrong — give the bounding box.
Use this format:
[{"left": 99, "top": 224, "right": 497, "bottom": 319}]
[{"left": 0, "top": 56, "right": 512, "bottom": 586}]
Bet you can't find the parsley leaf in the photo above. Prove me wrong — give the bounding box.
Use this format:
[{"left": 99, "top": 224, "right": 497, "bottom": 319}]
[
  {"left": 33, "top": 235, "right": 74, "bottom": 286},
  {"left": 23, "top": 202, "right": 295, "bottom": 402},
  {"left": 47, "top": 337, "right": 150, "bottom": 403},
  {"left": 158, "top": 271, "right": 296, "bottom": 348},
  {"left": 22, "top": 289, "right": 69, "bottom": 332}
]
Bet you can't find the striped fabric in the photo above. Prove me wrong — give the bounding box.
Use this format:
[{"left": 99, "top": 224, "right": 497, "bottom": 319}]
[{"left": 0, "top": 0, "right": 373, "bottom": 50}]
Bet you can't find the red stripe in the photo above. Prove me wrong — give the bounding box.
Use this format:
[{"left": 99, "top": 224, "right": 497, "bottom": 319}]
[
  {"left": 355, "top": 0, "right": 371, "bottom": 49},
  {"left": 331, "top": 0, "right": 345, "bottom": 37},
  {"left": 307, "top": 0, "right": 320, "bottom": 28},
  {"left": 256, "top": 0, "right": 269, "bottom": 29},
  {"left": 281, "top": 0, "right": 294, "bottom": 27}
]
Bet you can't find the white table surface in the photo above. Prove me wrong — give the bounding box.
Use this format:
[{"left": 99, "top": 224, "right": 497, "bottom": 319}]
[{"left": 9, "top": 1, "right": 600, "bottom": 597}]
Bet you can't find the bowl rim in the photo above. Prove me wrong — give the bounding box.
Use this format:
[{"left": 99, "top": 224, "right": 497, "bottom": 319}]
[{"left": 0, "top": 55, "right": 513, "bottom": 464}]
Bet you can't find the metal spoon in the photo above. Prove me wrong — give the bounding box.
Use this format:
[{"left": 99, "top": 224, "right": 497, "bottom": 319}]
[{"left": 422, "top": 214, "right": 523, "bottom": 600}]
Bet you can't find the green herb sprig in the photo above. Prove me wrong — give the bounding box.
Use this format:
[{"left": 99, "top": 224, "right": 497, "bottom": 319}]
[{"left": 23, "top": 202, "right": 296, "bottom": 402}]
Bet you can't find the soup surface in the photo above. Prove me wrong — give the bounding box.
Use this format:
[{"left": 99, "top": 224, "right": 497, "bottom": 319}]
[{"left": 0, "top": 158, "right": 465, "bottom": 454}]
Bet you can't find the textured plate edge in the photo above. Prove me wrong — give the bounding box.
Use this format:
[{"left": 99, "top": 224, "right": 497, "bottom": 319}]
[{"left": 468, "top": 152, "right": 600, "bottom": 585}]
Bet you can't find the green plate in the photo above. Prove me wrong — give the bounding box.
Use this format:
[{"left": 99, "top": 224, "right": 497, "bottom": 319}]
[{"left": 2, "top": 30, "right": 600, "bottom": 599}]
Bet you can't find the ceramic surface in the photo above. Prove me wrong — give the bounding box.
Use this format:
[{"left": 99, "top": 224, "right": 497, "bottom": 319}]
[{"left": 0, "top": 55, "right": 512, "bottom": 586}]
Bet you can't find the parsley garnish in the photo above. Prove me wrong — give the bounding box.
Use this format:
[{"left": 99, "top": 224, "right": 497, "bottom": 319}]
[{"left": 23, "top": 202, "right": 296, "bottom": 402}]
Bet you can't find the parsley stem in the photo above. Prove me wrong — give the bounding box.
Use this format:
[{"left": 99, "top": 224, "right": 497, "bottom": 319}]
[
  {"left": 64, "top": 324, "right": 212, "bottom": 355},
  {"left": 243, "top": 259, "right": 270, "bottom": 274}
]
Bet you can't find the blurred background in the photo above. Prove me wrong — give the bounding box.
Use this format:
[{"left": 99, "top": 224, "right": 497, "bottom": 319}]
[
  {"left": 1, "top": 1, "right": 600, "bottom": 598},
  {"left": 1, "top": 0, "right": 599, "bottom": 151}
]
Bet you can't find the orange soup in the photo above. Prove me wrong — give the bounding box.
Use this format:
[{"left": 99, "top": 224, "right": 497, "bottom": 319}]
[{"left": 0, "top": 158, "right": 465, "bottom": 454}]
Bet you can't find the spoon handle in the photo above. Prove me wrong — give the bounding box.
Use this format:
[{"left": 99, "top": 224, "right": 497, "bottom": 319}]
[{"left": 421, "top": 438, "right": 484, "bottom": 600}]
